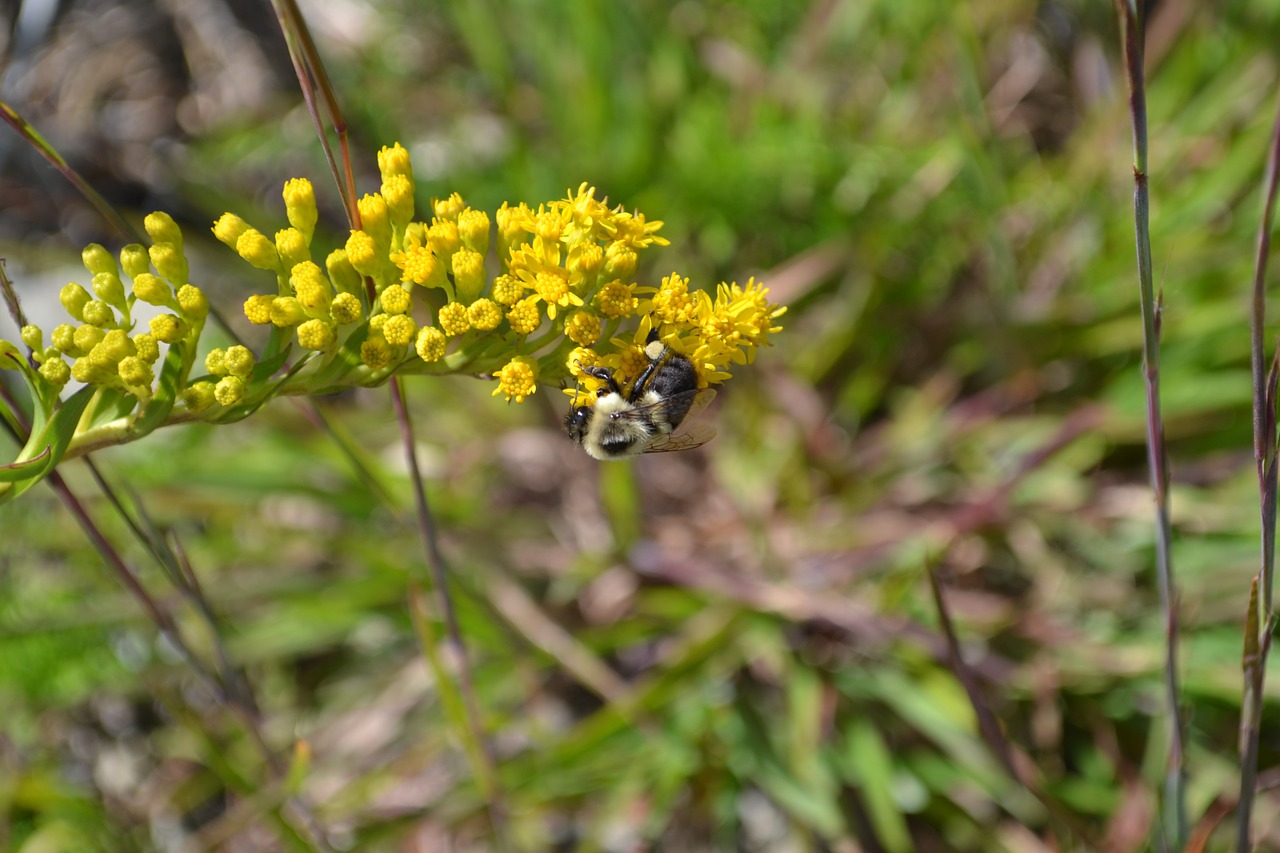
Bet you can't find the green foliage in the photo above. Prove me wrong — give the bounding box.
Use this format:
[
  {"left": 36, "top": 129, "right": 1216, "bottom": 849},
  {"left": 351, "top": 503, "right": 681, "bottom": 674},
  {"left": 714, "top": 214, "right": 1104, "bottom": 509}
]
[{"left": 5, "top": 0, "right": 1280, "bottom": 850}]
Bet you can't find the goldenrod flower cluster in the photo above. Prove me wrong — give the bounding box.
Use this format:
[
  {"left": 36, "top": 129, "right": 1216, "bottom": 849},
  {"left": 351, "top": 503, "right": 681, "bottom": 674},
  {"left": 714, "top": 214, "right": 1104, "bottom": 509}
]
[
  {"left": 218, "top": 143, "right": 783, "bottom": 407},
  {"left": 1, "top": 142, "right": 783, "bottom": 465},
  {"left": 1, "top": 213, "right": 206, "bottom": 402}
]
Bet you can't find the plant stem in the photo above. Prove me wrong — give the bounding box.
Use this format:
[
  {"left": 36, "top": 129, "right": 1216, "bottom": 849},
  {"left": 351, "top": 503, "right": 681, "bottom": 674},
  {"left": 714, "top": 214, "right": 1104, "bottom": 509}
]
[
  {"left": 1112, "top": 2, "right": 1186, "bottom": 848},
  {"left": 1237, "top": 95, "right": 1280, "bottom": 853}
]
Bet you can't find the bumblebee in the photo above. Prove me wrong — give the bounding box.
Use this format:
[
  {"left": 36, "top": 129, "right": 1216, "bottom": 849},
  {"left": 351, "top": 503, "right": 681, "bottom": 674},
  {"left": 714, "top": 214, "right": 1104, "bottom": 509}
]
[{"left": 565, "top": 332, "right": 716, "bottom": 460}]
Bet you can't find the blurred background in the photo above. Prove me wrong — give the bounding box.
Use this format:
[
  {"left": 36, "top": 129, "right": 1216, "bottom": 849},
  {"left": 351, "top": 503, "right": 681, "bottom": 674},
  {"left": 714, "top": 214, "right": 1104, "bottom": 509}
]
[{"left": 3, "top": 0, "right": 1279, "bottom": 849}]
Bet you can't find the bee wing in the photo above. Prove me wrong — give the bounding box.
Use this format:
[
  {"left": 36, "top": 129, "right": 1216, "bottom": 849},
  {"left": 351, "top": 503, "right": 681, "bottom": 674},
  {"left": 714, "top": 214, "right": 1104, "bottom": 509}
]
[
  {"left": 611, "top": 387, "right": 716, "bottom": 422},
  {"left": 643, "top": 420, "right": 717, "bottom": 453}
]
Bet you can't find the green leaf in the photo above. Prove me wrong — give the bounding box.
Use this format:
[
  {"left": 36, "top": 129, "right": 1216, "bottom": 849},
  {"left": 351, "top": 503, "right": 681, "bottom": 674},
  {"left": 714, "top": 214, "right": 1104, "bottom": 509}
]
[
  {"left": 0, "top": 385, "right": 94, "bottom": 503},
  {"left": 0, "top": 445, "right": 51, "bottom": 482}
]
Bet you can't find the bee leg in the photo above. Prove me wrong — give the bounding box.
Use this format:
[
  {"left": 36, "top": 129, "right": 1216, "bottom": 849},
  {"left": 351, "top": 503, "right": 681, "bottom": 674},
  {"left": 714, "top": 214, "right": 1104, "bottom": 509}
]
[{"left": 583, "top": 365, "right": 623, "bottom": 396}]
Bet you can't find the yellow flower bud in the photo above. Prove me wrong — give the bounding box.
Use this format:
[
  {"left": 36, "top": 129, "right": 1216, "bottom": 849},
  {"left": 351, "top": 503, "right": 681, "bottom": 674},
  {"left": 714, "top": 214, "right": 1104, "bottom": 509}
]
[
  {"left": 20, "top": 325, "right": 42, "bottom": 351},
  {"left": 118, "top": 355, "right": 152, "bottom": 388},
  {"left": 428, "top": 219, "right": 460, "bottom": 265},
  {"left": 71, "top": 356, "right": 105, "bottom": 385},
  {"left": 357, "top": 194, "right": 391, "bottom": 256},
  {"left": 177, "top": 284, "right": 209, "bottom": 322},
  {"left": 243, "top": 294, "right": 274, "bottom": 325},
  {"left": 132, "top": 333, "right": 160, "bottom": 363},
  {"left": 149, "top": 241, "right": 188, "bottom": 287},
  {"left": 505, "top": 296, "right": 541, "bottom": 335},
  {"left": 467, "top": 298, "right": 502, "bottom": 331},
  {"left": 382, "top": 314, "right": 416, "bottom": 348},
  {"left": 81, "top": 300, "right": 113, "bottom": 328},
  {"left": 458, "top": 208, "right": 490, "bottom": 256},
  {"left": 433, "top": 192, "right": 465, "bottom": 220},
  {"left": 330, "top": 292, "right": 363, "bottom": 325},
  {"left": 378, "top": 142, "right": 413, "bottom": 182},
  {"left": 149, "top": 314, "right": 186, "bottom": 344},
  {"left": 415, "top": 326, "right": 446, "bottom": 363},
  {"left": 290, "top": 261, "right": 332, "bottom": 316},
  {"left": 297, "top": 318, "right": 336, "bottom": 351},
  {"left": 604, "top": 241, "right": 637, "bottom": 279},
  {"left": 51, "top": 324, "right": 78, "bottom": 355},
  {"left": 452, "top": 248, "right": 485, "bottom": 304},
  {"left": 92, "top": 272, "right": 126, "bottom": 309},
  {"left": 269, "top": 297, "right": 307, "bottom": 328},
  {"left": 82, "top": 243, "right": 117, "bottom": 278},
  {"left": 568, "top": 242, "right": 604, "bottom": 278},
  {"left": 236, "top": 228, "right": 280, "bottom": 271},
  {"left": 360, "top": 338, "right": 393, "bottom": 369},
  {"left": 223, "top": 345, "right": 255, "bottom": 378},
  {"left": 380, "top": 284, "right": 411, "bottom": 315},
  {"left": 368, "top": 313, "right": 389, "bottom": 338},
  {"left": 491, "top": 274, "right": 523, "bottom": 306},
  {"left": 39, "top": 357, "right": 70, "bottom": 387},
  {"left": 205, "top": 347, "right": 228, "bottom": 376},
  {"left": 133, "top": 273, "right": 175, "bottom": 308},
  {"left": 182, "top": 380, "right": 217, "bottom": 413},
  {"left": 438, "top": 302, "right": 470, "bottom": 337},
  {"left": 565, "top": 310, "right": 601, "bottom": 346},
  {"left": 59, "top": 283, "right": 92, "bottom": 321},
  {"left": 73, "top": 324, "right": 106, "bottom": 353},
  {"left": 212, "top": 213, "right": 249, "bottom": 248},
  {"left": 326, "top": 248, "right": 364, "bottom": 295},
  {"left": 214, "top": 376, "right": 246, "bottom": 406},
  {"left": 120, "top": 244, "right": 151, "bottom": 280},
  {"left": 381, "top": 174, "right": 414, "bottom": 229},
  {"left": 276, "top": 228, "right": 310, "bottom": 272},
  {"left": 283, "top": 178, "right": 318, "bottom": 240},
  {"left": 97, "top": 329, "right": 134, "bottom": 363},
  {"left": 594, "top": 280, "right": 637, "bottom": 318},
  {"left": 345, "top": 230, "right": 380, "bottom": 278},
  {"left": 144, "top": 211, "right": 184, "bottom": 249}
]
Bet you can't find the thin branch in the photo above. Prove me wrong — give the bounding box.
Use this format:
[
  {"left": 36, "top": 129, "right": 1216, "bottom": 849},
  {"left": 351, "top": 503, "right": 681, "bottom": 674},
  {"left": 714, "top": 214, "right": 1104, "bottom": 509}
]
[{"left": 1112, "top": 2, "right": 1186, "bottom": 847}]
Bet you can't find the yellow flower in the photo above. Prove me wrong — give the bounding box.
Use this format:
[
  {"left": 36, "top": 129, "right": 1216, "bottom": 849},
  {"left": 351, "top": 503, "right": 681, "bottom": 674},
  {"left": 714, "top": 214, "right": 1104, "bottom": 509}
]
[
  {"left": 380, "top": 283, "right": 412, "bottom": 315},
  {"left": 612, "top": 210, "right": 669, "bottom": 249},
  {"left": 118, "top": 356, "right": 152, "bottom": 388},
  {"left": 594, "top": 279, "right": 637, "bottom": 319},
  {"left": 345, "top": 230, "right": 380, "bottom": 278},
  {"left": 212, "top": 213, "right": 250, "bottom": 248},
  {"left": 649, "top": 272, "right": 698, "bottom": 326},
  {"left": 39, "top": 357, "right": 70, "bottom": 388},
  {"left": 381, "top": 174, "right": 414, "bottom": 229},
  {"left": 244, "top": 294, "right": 274, "bottom": 325},
  {"left": 360, "top": 338, "right": 393, "bottom": 369},
  {"left": 132, "top": 333, "right": 160, "bottom": 363},
  {"left": 150, "top": 241, "right": 188, "bottom": 287},
  {"left": 458, "top": 208, "right": 490, "bottom": 255},
  {"left": 467, "top": 298, "right": 502, "bottom": 331},
  {"left": 492, "top": 356, "right": 537, "bottom": 403},
  {"left": 145, "top": 211, "right": 184, "bottom": 249},
  {"left": 215, "top": 376, "right": 246, "bottom": 406},
  {"left": 269, "top": 297, "right": 307, "bottom": 328},
  {"left": 235, "top": 228, "right": 281, "bottom": 271},
  {"left": 565, "top": 310, "right": 601, "bottom": 347},
  {"left": 530, "top": 269, "right": 582, "bottom": 319},
  {"left": 382, "top": 314, "right": 416, "bottom": 348},
  {"left": 224, "top": 345, "right": 256, "bottom": 378},
  {"left": 453, "top": 248, "right": 486, "bottom": 304},
  {"left": 505, "top": 296, "right": 541, "bottom": 335},
  {"left": 432, "top": 192, "right": 465, "bottom": 220},
  {"left": 276, "top": 228, "right": 310, "bottom": 272},
  {"left": 491, "top": 274, "right": 524, "bottom": 306},
  {"left": 183, "top": 380, "right": 216, "bottom": 413},
  {"left": 59, "top": 283, "right": 92, "bottom": 321},
  {"left": 393, "top": 244, "right": 443, "bottom": 287},
  {"left": 297, "top": 319, "right": 336, "bottom": 351},
  {"left": 330, "top": 292, "right": 364, "bottom": 325},
  {"left": 428, "top": 218, "right": 461, "bottom": 264},
  {"left": 438, "top": 302, "right": 471, "bottom": 337},
  {"left": 416, "top": 326, "right": 446, "bottom": 363},
  {"left": 567, "top": 346, "right": 599, "bottom": 377},
  {"left": 378, "top": 142, "right": 413, "bottom": 182},
  {"left": 283, "top": 177, "right": 318, "bottom": 241},
  {"left": 177, "top": 284, "right": 209, "bottom": 322}
]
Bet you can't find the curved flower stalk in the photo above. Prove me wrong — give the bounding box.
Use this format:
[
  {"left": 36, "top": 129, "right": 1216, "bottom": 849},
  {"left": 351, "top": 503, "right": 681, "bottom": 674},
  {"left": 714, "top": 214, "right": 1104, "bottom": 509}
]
[{"left": 0, "top": 143, "right": 785, "bottom": 502}]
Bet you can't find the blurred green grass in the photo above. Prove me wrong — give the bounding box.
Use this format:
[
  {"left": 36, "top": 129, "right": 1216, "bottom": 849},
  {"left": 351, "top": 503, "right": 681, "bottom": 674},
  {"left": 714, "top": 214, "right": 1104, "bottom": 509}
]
[{"left": 5, "top": 0, "right": 1280, "bottom": 849}]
